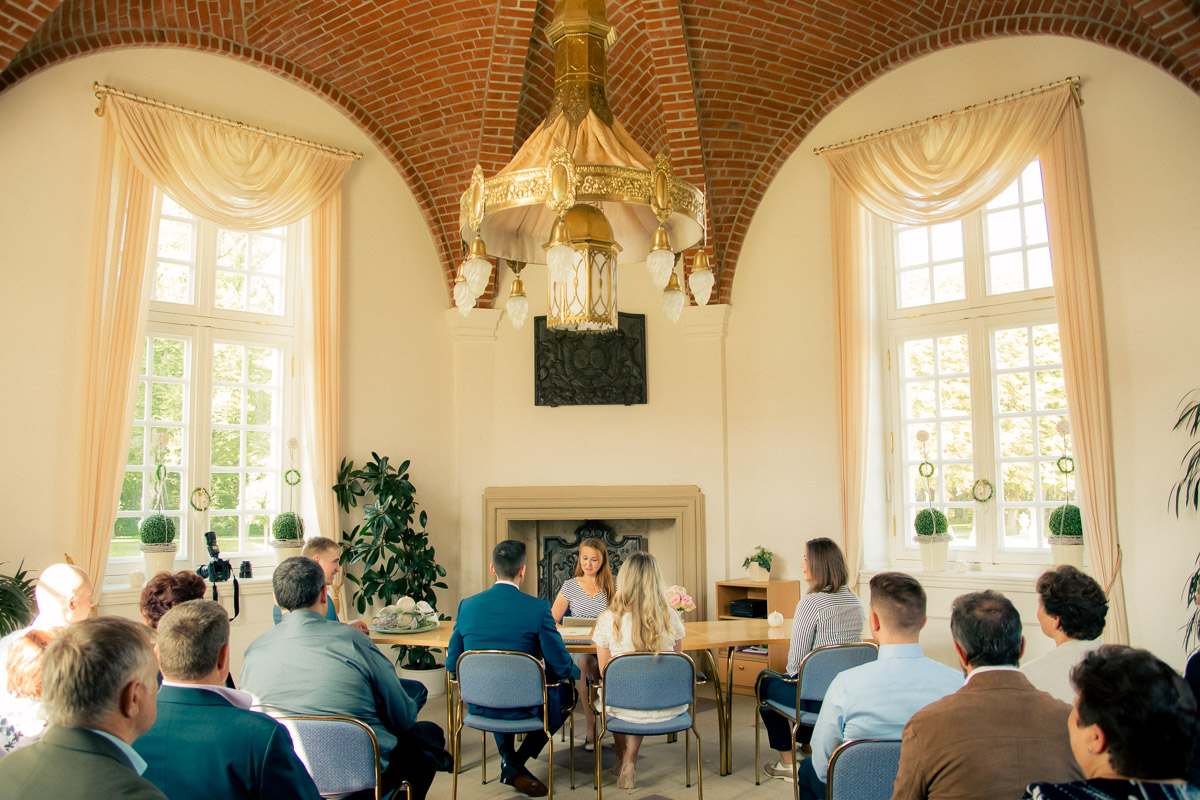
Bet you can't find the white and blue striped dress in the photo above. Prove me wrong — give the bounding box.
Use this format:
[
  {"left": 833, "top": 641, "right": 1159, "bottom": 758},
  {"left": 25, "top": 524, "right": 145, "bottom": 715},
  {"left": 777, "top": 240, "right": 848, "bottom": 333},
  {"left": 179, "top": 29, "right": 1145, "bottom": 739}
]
[
  {"left": 559, "top": 577, "right": 609, "bottom": 618},
  {"left": 785, "top": 586, "right": 865, "bottom": 674}
]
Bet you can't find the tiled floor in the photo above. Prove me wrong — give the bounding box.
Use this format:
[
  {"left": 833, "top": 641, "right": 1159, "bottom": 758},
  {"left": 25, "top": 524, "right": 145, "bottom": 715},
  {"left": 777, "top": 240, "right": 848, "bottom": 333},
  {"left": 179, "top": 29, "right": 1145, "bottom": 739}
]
[{"left": 422, "top": 691, "right": 798, "bottom": 800}]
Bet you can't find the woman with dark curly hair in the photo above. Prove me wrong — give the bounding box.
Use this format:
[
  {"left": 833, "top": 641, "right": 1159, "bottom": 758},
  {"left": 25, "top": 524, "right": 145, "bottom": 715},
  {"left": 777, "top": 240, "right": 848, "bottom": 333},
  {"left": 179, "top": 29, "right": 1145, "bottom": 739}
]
[
  {"left": 1022, "top": 645, "right": 1200, "bottom": 799},
  {"left": 139, "top": 570, "right": 207, "bottom": 628},
  {"left": 1021, "top": 565, "right": 1109, "bottom": 703}
]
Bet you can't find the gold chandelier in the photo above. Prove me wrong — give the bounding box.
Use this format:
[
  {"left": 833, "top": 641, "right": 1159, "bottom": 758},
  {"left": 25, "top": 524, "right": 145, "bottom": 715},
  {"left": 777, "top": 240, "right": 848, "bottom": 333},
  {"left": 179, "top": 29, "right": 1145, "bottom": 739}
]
[{"left": 455, "top": 0, "right": 711, "bottom": 331}]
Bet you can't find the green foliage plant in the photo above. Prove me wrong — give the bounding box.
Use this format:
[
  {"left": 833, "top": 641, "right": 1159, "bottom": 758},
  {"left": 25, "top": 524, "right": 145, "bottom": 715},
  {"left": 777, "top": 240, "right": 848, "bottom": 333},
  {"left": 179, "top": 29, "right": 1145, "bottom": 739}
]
[
  {"left": 272, "top": 512, "right": 304, "bottom": 541},
  {"left": 0, "top": 561, "right": 36, "bottom": 636},
  {"left": 1170, "top": 391, "right": 1200, "bottom": 651},
  {"left": 334, "top": 454, "right": 447, "bottom": 670},
  {"left": 741, "top": 546, "right": 773, "bottom": 572},
  {"left": 914, "top": 508, "right": 949, "bottom": 538},
  {"left": 140, "top": 513, "right": 177, "bottom": 545},
  {"left": 1048, "top": 504, "right": 1083, "bottom": 538}
]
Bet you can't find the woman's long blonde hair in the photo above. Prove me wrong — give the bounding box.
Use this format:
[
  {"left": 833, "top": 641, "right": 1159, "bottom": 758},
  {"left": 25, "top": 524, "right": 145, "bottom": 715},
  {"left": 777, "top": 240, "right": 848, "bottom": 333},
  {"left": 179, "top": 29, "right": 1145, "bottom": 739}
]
[
  {"left": 575, "top": 537, "right": 617, "bottom": 603},
  {"left": 608, "top": 551, "right": 673, "bottom": 652}
]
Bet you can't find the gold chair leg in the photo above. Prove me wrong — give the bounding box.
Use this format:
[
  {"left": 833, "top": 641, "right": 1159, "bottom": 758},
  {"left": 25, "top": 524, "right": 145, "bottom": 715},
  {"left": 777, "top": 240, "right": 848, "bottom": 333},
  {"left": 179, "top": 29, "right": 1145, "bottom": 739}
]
[
  {"left": 668, "top": 731, "right": 678, "bottom": 744},
  {"left": 548, "top": 732, "right": 554, "bottom": 800},
  {"left": 596, "top": 716, "right": 604, "bottom": 800},
  {"left": 791, "top": 728, "right": 799, "bottom": 800},
  {"left": 696, "top": 730, "right": 704, "bottom": 800},
  {"left": 452, "top": 715, "right": 463, "bottom": 800},
  {"left": 685, "top": 728, "right": 691, "bottom": 788},
  {"left": 569, "top": 710, "right": 576, "bottom": 790},
  {"left": 755, "top": 700, "right": 761, "bottom": 785},
  {"left": 481, "top": 731, "right": 487, "bottom": 785}
]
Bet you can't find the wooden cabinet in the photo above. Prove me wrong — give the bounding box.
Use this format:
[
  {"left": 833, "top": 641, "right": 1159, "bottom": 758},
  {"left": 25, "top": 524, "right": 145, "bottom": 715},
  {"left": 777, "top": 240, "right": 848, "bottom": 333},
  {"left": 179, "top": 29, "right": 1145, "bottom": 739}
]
[{"left": 715, "top": 578, "right": 800, "bottom": 695}]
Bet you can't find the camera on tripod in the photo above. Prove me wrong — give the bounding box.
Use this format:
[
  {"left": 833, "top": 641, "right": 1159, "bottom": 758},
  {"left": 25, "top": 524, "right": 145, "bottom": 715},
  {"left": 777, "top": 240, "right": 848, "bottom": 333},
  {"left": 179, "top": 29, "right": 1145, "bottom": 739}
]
[{"left": 197, "top": 531, "right": 233, "bottom": 582}]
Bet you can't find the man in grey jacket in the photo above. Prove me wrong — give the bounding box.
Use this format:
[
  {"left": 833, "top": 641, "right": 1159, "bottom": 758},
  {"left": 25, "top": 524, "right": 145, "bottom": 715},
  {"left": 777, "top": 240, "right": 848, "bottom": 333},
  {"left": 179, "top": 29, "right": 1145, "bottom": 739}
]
[{"left": 241, "top": 557, "right": 448, "bottom": 800}]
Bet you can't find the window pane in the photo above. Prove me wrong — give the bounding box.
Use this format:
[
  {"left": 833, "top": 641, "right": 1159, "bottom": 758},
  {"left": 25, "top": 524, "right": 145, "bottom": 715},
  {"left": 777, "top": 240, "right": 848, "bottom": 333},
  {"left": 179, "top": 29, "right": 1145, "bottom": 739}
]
[
  {"left": 930, "top": 222, "right": 963, "bottom": 261},
  {"left": 249, "top": 277, "right": 280, "bottom": 315},
  {"left": 933, "top": 262, "right": 965, "bottom": 303},
  {"left": 940, "top": 420, "right": 973, "bottom": 459},
  {"left": 247, "top": 348, "right": 277, "bottom": 384},
  {"left": 246, "top": 431, "right": 274, "bottom": 467},
  {"left": 119, "top": 472, "right": 143, "bottom": 511},
  {"left": 939, "top": 378, "right": 971, "bottom": 415},
  {"left": 899, "top": 268, "right": 931, "bottom": 308},
  {"left": 217, "top": 230, "right": 248, "bottom": 271},
  {"left": 151, "top": 383, "right": 184, "bottom": 421},
  {"left": 157, "top": 219, "right": 194, "bottom": 260},
  {"left": 213, "top": 344, "right": 243, "bottom": 382},
  {"left": 246, "top": 389, "right": 274, "bottom": 426},
  {"left": 995, "top": 327, "right": 1029, "bottom": 369},
  {"left": 211, "top": 386, "right": 243, "bottom": 424},
  {"left": 246, "top": 472, "right": 273, "bottom": 510},
  {"left": 211, "top": 473, "right": 240, "bottom": 509},
  {"left": 1036, "top": 369, "right": 1066, "bottom": 410},
  {"left": 904, "top": 338, "right": 934, "bottom": 378},
  {"left": 937, "top": 335, "right": 969, "bottom": 374},
  {"left": 211, "top": 430, "right": 241, "bottom": 467},
  {"left": 944, "top": 464, "right": 973, "bottom": 501},
  {"left": 160, "top": 194, "right": 191, "bottom": 218},
  {"left": 997, "top": 372, "right": 1031, "bottom": 412},
  {"left": 987, "top": 180, "right": 1020, "bottom": 208},
  {"left": 1024, "top": 206, "right": 1049, "bottom": 245},
  {"left": 249, "top": 235, "right": 283, "bottom": 274},
  {"left": 155, "top": 262, "right": 191, "bottom": 304},
  {"left": 1001, "top": 462, "right": 1035, "bottom": 502},
  {"left": 152, "top": 338, "right": 186, "bottom": 378},
  {"left": 1002, "top": 507, "right": 1038, "bottom": 547},
  {"left": 989, "top": 251, "right": 1025, "bottom": 293},
  {"left": 986, "top": 208, "right": 1022, "bottom": 251},
  {"left": 1021, "top": 161, "right": 1044, "bottom": 200},
  {"left": 215, "top": 271, "right": 246, "bottom": 310},
  {"left": 897, "top": 228, "right": 929, "bottom": 267},
  {"left": 1041, "top": 462, "right": 1070, "bottom": 503},
  {"left": 946, "top": 507, "right": 974, "bottom": 540},
  {"left": 1028, "top": 247, "right": 1053, "bottom": 289},
  {"left": 127, "top": 427, "right": 144, "bottom": 466},
  {"left": 906, "top": 381, "right": 936, "bottom": 418},
  {"left": 999, "top": 417, "right": 1034, "bottom": 457}
]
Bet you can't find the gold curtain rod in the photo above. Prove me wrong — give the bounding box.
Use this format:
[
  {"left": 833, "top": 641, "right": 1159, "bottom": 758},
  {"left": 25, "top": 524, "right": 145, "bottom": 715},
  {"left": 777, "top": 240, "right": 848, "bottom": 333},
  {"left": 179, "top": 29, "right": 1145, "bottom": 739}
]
[
  {"left": 813, "top": 76, "right": 1082, "bottom": 156},
  {"left": 93, "top": 82, "right": 363, "bottom": 160}
]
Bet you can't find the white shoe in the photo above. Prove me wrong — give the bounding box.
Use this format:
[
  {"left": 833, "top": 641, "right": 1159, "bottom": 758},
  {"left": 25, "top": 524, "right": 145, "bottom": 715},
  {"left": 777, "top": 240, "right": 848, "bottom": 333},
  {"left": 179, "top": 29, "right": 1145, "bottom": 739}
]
[{"left": 763, "top": 761, "right": 795, "bottom": 782}]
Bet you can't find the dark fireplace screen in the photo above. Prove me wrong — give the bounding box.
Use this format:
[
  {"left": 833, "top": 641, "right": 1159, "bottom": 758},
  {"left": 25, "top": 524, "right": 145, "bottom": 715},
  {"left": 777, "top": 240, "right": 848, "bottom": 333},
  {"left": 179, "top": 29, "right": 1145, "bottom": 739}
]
[{"left": 537, "top": 521, "right": 645, "bottom": 604}]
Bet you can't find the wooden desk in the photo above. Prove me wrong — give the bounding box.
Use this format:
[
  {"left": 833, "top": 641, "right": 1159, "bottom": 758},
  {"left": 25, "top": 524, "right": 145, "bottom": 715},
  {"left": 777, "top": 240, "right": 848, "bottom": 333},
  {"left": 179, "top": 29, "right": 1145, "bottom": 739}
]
[{"left": 371, "top": 618, "right": 790, "bottom": 776}]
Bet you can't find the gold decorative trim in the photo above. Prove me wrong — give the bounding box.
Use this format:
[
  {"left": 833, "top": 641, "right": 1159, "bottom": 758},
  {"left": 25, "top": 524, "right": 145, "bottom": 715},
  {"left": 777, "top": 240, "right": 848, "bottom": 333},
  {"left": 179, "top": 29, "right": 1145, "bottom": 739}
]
[
  {"left": 650, "top": 154, "right": 673, "bottom": 225},
  {"left": 463, "top": 164, "right": 486, "bottom": 232},
  {"left": 544, "top": 147, "right": 577, "bottom": 217},
  {"left": 463, "top": 163, "right": 706, "bottom": 231}
]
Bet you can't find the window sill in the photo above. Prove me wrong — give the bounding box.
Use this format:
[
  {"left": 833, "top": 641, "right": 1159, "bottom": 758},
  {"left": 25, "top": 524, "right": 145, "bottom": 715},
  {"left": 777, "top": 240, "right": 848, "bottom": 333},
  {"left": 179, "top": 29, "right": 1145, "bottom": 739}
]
[
  {"left": 99, "top": 575, "right": 276, "bottom": 606},
  {"left": 858, "top": 566, "right": 1041, "bottom": 594}
]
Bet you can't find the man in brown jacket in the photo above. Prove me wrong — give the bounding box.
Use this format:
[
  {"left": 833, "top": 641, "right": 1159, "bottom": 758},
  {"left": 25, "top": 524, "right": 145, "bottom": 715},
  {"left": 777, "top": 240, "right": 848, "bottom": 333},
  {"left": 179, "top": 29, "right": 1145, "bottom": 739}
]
[{"left": 891, "top": 590, "right": 1084, "bottom": 800}]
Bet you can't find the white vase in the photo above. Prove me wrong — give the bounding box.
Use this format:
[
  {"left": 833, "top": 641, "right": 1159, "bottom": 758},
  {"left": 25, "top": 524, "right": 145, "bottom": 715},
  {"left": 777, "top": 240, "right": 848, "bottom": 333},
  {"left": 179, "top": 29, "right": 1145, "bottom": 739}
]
[
  {"left": 270, "top": 540, "right": 305, "bottom": 564},
  {"left": 399, "top": 664, "right": 447, "bottom": 700},
  {"left": 141, "top": 543, "right": 179, "bottom": 577},
  {"left": 919, "top": 540, "right": 950, "bottom": 572},
  {"left": 748, "top": 563, "right": 770, "bottom": 582},
  {"left": 1050, "top": 541, "right": 1084, "bottom": 568}
]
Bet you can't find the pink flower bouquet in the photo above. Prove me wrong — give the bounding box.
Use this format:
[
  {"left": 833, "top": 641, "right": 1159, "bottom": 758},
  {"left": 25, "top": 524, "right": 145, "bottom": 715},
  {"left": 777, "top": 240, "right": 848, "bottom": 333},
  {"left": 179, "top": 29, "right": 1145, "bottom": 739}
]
[{"left": 666, "top": 584, "right": 696, "bottom": 613}]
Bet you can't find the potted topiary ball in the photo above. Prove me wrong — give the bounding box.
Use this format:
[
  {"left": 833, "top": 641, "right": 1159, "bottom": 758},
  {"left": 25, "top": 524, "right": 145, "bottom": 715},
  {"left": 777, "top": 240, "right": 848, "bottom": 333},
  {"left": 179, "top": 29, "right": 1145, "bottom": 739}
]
[
  {"left": 1048, "top": 503, "right": 1084, "bottom": 568},
  {"left": 139, "top": 513, "right": 178, "bottom": 577},
  {"left": 914, "top": 508, "right": 953, "bottom": 572},
  {"left": 270, "top": 512, "right": 305, "bottom": 564}
]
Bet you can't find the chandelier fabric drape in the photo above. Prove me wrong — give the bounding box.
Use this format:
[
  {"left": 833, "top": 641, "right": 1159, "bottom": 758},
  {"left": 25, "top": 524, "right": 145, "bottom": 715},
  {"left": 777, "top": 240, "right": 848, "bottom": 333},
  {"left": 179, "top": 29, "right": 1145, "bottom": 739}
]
[
  {"left": 82, "top": 92, "right": 353, "bottom": 588},
  {"left": 821, "top": 82, "right": 1129, "bottom": 643}
]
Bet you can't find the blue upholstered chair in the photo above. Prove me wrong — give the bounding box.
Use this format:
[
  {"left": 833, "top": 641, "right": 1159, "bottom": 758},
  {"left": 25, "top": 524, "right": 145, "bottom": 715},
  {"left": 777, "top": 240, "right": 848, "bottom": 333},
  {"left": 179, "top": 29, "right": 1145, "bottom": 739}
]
[
  {"left": 825, "top": 739, "right": 902, "bottom": 800},
  {"left": 277, "top": 714, "right": 410, "bottom": 800},
  {"left": 451, "top": 650, "right": 575, "bottom": 800},
  {"left": 593, "top": 652, "right": 702, "bottom": 800},
  {"left": 754, "top": 642, "right": 879, "bottom": 799}
]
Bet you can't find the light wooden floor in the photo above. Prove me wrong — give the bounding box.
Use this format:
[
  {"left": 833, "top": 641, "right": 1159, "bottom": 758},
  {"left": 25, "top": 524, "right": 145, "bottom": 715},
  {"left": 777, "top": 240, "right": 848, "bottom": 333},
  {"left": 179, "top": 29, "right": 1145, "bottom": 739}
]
[{"left": 423, "top": 691, "right": 799, "bottom": 800}]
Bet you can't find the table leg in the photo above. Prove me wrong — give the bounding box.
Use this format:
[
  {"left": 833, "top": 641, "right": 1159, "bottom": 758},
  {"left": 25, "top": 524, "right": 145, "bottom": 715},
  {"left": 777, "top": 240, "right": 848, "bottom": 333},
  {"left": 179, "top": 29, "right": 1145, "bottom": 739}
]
[
  {"left": 725, "top": 647, "right": 736, "bottom": 775},
  {"left": 693, "top": 648, "right": 730, "bottom": 777}
]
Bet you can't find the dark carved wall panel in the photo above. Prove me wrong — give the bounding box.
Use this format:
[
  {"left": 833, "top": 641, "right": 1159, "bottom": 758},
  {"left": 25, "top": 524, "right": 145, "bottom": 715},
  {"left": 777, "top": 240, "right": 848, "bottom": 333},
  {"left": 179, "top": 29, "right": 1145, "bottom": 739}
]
[
  {"left": 537, "top": 521, "right": 645, "bottom": 604},
  {"left": 534, "top": 313, "right": 646, "bottom": 406}
]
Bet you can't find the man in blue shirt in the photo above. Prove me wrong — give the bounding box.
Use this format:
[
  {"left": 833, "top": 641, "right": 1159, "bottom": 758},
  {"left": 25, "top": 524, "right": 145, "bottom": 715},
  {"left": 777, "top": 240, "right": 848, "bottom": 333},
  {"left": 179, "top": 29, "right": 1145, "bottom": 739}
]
[{"left": 766, "top": 571, "right": 963, "bottom": 798}]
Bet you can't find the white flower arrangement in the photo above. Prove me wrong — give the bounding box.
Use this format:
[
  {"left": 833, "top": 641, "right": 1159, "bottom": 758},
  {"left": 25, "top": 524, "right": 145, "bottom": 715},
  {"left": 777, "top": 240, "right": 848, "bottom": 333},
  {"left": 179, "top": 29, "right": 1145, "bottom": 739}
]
[{"left": 372, "top": 596, "right": 438, "bottom": 630}]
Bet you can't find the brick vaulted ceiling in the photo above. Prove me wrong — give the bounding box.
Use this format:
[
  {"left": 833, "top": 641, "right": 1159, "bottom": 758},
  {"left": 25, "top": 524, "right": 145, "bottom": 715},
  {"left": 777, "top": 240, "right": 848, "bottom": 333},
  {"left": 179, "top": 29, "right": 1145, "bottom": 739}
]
[{"left": 2, "top": 1, "right": 1198, "bottom": 305}]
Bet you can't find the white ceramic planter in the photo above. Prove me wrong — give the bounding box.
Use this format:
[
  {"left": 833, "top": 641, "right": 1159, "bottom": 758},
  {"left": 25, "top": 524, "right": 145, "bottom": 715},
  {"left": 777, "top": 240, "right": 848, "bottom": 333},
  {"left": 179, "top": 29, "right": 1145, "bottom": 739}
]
[
  {"left": 140, "top": 543, "right": 178, "bottom": 577},
  {"left": 270, "top": 539, "right": 305, "bottom": 564},
  {"left": 399, "top": 665, "right": 447, "bottom": 700},
  {"left": 919, "top": 539, "right": 950, "bottom": 572},
  {"left": 1050, "top": 541, "right": 1084, "bottom": 568},
  {"left": 747, "top": 563, "right": 770, "bottom": 582}
]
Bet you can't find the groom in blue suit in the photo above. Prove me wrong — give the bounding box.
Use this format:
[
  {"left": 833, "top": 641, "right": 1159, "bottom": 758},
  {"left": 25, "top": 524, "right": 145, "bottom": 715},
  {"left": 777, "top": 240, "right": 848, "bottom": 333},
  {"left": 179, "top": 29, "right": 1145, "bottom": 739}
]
[
  {"left": 134, "top": 599, "right": 321, "bottom": 800},
  {"left": 448, "top": 540, "right": 578, "bottom": 798}
]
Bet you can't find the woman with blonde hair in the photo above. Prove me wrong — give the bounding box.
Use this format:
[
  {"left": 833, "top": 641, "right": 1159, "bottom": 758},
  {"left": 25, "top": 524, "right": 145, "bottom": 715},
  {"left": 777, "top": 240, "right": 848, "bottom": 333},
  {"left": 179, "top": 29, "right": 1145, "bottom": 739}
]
[
  {"left": 592, "top": 551, "right": 686, "bottom": 790},
  {"left": 760, "top": 537, "right": 865, "bottom": 782},
  {"left": 552, "top": 537, "right": 617, "bottom": 748}
]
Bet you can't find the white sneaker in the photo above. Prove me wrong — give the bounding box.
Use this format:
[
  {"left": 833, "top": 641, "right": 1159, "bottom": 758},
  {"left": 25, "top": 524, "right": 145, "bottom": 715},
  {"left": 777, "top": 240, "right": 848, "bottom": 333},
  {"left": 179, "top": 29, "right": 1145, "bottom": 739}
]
[{"left": 763, "top": 761, "right": 795, "bottom": 782}]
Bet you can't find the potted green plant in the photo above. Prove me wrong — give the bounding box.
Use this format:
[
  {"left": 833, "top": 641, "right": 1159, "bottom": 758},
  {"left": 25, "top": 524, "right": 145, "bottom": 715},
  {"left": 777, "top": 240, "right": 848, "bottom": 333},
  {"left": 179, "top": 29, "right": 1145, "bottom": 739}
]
[
  {"left": 334, "top": 453, "right": 448, "bottom": 698},
  {"left": 742, "top": 546, "right": 773, "bottom": 582},
  {"left": 139, "top": 512, "right": 178, "bottom": 577},
  {"left": 270, "top": 511, "right": 305, "bottom": 564},
  {"left": 915, "top": 508, "right": 952, "bottom": 571},
  {"left": 1047, "top": 503, "right": 1084, "bottom": 568},
  {"left": 0, "top": 561, "right": 35, "bottom": 637},
  {"left": 1171, "top": 391, "right": 1200, "bottom": 652}
]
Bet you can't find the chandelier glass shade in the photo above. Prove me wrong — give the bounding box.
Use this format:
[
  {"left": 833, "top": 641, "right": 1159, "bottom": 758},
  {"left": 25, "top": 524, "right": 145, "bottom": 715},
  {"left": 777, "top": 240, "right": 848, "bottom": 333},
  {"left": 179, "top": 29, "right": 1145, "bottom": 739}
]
[
  {"left": 456, "top": 0, "right": 706, "bottom": 332},
  {"left": 688, "top": 249, "right": 715, "bottom": 307}
]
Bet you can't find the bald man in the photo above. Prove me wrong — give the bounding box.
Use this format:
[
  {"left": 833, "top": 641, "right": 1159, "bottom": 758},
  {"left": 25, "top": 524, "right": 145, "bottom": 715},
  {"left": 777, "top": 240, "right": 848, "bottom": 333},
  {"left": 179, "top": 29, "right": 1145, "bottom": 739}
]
[{"left": 0, "top": 563, "right": 93, "bottom": 694}]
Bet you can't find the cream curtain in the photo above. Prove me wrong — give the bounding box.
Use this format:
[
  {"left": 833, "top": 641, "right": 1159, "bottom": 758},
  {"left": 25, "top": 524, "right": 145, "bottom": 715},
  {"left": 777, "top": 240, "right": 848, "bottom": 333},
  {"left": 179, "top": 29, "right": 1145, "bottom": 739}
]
[
  {"left": 81, "top": 121, "right": 156, "bottom": 587},
  {"left": 822, "top": 82, "right": 1129, "bottom": 642},
  {"left": 84, "top": 92, "right": 354, "bottom": 587}
]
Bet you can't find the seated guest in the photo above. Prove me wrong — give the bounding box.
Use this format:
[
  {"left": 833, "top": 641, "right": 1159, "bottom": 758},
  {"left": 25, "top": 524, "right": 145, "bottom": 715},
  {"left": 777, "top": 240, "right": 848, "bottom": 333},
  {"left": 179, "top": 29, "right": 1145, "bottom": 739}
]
[
  {"left": 270, "top": 536, "right": 368, "bottom": 633},
  {"left": 759, "top": 537, "right": 864, "bottom": 776},
  {"left": 1021, "top": 565, "right": 1108, "bottom": 702},
  {"left": 0, "top": 628, "right": 62, "bottom": 751},
  {"left": 135, "top": 600, "right": 320, "bottom": 800},
  {"left": 0, "top": 563, "right": 93, "bottom": 690},
  {"left": 784, "top": 572, "right": 962, "bottom": 796},
  {"left": 0, "top": 617, "right": 164, "bottom": 798},
  {"left": 592, "top": 551, "right": 685, "bottom": 790},
  {"left": 447, "top": 540, "right": 578, "bottom": 798},
  {"left": 551, "top": 536, "right": 616, "bottom": 749},
  {"left": 1023, "top": 645, "right": 1200, "bottom": 800},
  {"left": 892, "top": 590, "right": 1084, "bottom": 800},
  {"left": 139, "top": 569, "right": 207, "bottom": 629},
  {"left": 241, "top": 557, "right": 448, "bottom": 800}
]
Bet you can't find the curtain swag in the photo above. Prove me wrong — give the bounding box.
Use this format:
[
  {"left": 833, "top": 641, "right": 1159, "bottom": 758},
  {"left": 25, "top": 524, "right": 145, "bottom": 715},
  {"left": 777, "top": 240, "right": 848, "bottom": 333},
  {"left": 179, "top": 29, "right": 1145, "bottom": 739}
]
[{"left": 821, "top": 80, "right": 1129, "bottom": 643}]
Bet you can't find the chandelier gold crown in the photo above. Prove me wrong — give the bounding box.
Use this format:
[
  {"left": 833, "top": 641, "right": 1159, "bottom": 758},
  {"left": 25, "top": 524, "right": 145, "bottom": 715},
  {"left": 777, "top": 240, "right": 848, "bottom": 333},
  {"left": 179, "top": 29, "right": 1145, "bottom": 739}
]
[{"left": 455, "top": 0, "right": 711, "bottom": 331}]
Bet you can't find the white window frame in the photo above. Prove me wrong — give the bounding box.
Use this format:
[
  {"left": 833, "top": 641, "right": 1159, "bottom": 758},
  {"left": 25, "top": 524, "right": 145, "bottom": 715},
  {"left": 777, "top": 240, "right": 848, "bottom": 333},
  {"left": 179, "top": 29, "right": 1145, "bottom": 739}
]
[
  {"left": 106, "top": 193, "right": 303, "bottom": 584},
  {"left": 879, "top": 161, "right": 1068, "bottom": 571}
]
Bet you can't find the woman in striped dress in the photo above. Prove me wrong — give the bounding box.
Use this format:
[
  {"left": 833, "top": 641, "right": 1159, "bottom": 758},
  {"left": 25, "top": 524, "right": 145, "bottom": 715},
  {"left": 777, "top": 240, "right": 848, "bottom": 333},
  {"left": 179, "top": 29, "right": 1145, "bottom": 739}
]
[
  {"left": 551, "top": 537, "right": 616, "bottom": 749},
  {"left": 760, "top": 537, "right": 865, "bottom": 782}
]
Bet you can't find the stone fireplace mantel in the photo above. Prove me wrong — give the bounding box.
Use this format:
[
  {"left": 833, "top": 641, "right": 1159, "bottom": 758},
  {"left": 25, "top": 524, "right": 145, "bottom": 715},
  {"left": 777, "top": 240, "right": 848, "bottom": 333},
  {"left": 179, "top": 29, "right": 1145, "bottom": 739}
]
[{"left": 481, "top": 485, "right": 707, "bottom": 618}]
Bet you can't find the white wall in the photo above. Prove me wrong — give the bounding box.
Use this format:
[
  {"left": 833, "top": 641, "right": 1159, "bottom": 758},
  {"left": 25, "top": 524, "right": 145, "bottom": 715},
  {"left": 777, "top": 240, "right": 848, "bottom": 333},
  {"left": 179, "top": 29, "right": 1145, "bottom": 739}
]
[
  {"left": 728, "top": 37, "right": 1200, "bottom": 669},
  {"left": 0, "top": 49, "right": 457, "bottom": 623}
]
